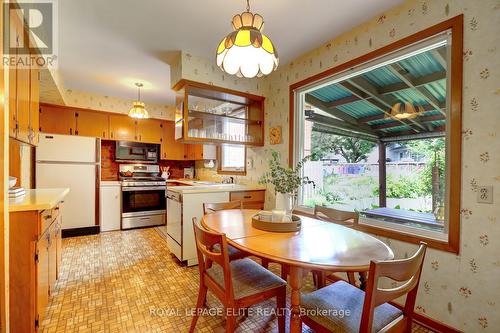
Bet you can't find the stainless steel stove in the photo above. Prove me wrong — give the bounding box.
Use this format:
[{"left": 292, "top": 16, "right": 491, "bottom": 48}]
[{"left": 119, "top": 164, "right": 166, "bottom": 229}]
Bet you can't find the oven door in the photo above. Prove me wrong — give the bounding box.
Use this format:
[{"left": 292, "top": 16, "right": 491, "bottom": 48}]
[{"left": 121, "top": 186, "right": 166, "bottom": 217}]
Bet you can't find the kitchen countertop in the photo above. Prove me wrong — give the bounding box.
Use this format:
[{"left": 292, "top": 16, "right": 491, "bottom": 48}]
[
  {"left": 9, "top": 188, "right": 70, "bottom": 212},
  {"left": 166, "top": 181, "right": 266, "bottom": 194}
]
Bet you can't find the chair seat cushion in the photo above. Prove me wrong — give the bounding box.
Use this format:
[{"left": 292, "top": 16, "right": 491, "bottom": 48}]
[
  {"left": 207, "top": 258, "right": 286, "bottom": 300},
  {"left": 212, "top": 243, "right": 246, "bottom": 259},
  {"left": 301, "top": 281, "right": 402, "bottom": 332}
]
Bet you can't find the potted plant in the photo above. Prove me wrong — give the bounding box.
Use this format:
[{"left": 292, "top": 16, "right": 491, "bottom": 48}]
[{"left": 259, "top": 150, "right": 314, "bottom": 214}]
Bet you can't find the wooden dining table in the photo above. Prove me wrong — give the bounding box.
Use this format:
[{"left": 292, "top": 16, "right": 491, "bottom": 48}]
[{"left": 201, "top": 209, "right": 394, "bottom": 333}]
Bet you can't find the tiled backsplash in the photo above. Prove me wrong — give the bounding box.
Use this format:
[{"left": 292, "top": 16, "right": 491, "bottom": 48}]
[{"left": 100, "top": 140, "right": 195, "bottom": 180}]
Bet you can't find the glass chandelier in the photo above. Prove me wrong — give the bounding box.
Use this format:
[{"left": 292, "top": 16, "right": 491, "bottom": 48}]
[
  {"left": 128, "top": 83, "right": 149, "bottom": 119},
  {"left": 216, "top": 0, "right": 278, "bottom": 78}
]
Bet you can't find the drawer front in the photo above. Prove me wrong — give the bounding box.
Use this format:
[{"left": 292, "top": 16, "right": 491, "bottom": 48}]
[
  {"left": 242, "top": 202, "right": 264, "bottom": 210},
  {"left": 40, "top": 204, "right": 59, "bottom": 234},
  {"left": 230, "top": 190, "right": 265, "bottom": 203}
]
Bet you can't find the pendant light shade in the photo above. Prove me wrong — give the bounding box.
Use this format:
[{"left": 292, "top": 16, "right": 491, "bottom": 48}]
[
  {"left": 216, "top": 0, "right": 278, "bottom": 78},
  {"left": 387, "top": 101, "right": 424, "bottom": 119},
  {"left": 128, "top": 83, "right": 149, "bottom": 119}
]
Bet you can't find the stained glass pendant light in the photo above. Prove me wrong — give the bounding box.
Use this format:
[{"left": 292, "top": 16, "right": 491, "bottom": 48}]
[
  {"left": 387, "top": 101, "right": 424, "bottom": 119},
  {"left": 216, "top": 0, "right": 278, "bottom": 78},
  {"left": 128, "top": 83, "right": 149, "bottom": 119}
]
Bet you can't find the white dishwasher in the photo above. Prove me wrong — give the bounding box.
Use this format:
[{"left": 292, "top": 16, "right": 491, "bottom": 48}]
[
  {"left": 100, "top": 181, "right": 121, "bottom": 231},
  {"left": 166, "top": 189, "right": 229, "bottom": 266}
]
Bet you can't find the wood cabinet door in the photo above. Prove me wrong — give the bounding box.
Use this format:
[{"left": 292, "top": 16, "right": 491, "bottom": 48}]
[
  {"left": 39, "top": 105, "right": 75, "bottom": 135},
  {"left": 48, "top": 223, "right": 57, "bottom": 292},
  {"left": 9, "top": 63, "right": 17, "bottom": 138},
  {"left": 8, "top": 10, "right": 22, "bottom": 138},
  {"left": 161, "top": 121, "right": 186, "bottom": 160},
  {"left": 55, "top": 216, "right": 62, "bottom": 277},
  {"left": 186, "top": 144, "right": 203, "bottom": 160},
  {"left": 137, "top": 118, "right": 162, "bottom": 143},
  {"left": 16, "top": 65, "right": 31, "bottom": 143},
  {"left": 75, "top": 109, "right": 109, "bottom": 138},
  {"left": 109, "top": 114, "right": 137, "bottom": 141},
  {"left": 36, "top": 231, "right": 50, "bottom": 326},
  {"left": 29, "top": 66, "right": 40, "bottom": 145}
]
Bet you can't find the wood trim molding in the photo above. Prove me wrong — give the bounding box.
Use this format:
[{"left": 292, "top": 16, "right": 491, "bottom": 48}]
[
  {"left": 288, "top": 15, "right": 464, "bottom": 254},
  {"left": 389, "top": 301, "right": 463, "bottom": 333},
  {"left": 172, "top": 79, "right": 265, "bottom": 102}
]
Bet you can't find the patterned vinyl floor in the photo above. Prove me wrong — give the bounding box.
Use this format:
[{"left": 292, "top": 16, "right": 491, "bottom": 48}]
[{"left": 40, "top": 228, "right": 433, "bottom": 333}]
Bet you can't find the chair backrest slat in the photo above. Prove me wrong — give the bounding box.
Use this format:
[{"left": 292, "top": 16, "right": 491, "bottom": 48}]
[
  {"left": 192, "top": 217, "right": 235, "bottom": 300},
  {"left": 314, "top": 205, "right": 358, "bottom": 225},
  {"left": 360, "top": 243, "right": 427, "bottom": 333},
  {"left": 203, "top": 200, "right": 243, "bottom": 214}
]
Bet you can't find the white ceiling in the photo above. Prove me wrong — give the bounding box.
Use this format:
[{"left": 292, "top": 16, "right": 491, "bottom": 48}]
[{"left": 58, "top": 0, "right": 404, "bottom": 105}]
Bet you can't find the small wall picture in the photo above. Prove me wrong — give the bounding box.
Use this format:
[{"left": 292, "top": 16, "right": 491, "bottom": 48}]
[{"left": 269, "top": 126, "right": 282, "bottom": 145}]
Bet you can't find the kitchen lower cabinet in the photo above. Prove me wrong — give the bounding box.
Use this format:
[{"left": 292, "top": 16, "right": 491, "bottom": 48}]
[
  {"left": 100, "top": 182, "right": 121, "bottom": 231},
  {"left": 230, "top": 190, "right": 265, "bottom": 209},
  {"left": 10, "top": 202, "right": 63, "bottom": 332}
]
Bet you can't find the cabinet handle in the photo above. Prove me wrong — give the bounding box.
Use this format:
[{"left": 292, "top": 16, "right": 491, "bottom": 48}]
[
  {"left": 243, "top": 195, "right": 252, "bottom": 199},
  {"left": 54, "top": 206, "right": 60, "bottom": 211},
  {"left": 44, "top": 214, "right": 52, "bottom": 220},
  {"left": 111, "top": 132, "right": 113, "bottom": 138},
  {"left": 69, "top": 128, "right": 73, "bottom": 135},
  {"left": 139, "top": 135, "right": 142, "bottom": 141},
  {"left": 103, "top": 131, "right": 105, "bottom": 138}
]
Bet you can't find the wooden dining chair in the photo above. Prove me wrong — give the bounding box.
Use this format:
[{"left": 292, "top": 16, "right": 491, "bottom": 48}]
[
  {"left": 300, "top": 242, "right": 427, "bottom": 333},
  {"left": 313, "top": 205, "right": 360, "bottom": 288},
  {"left": 203, "top": 200, "right": 248, "bottom": 262},
  {"left": 190, "top": 217, "right": 287, "bottom": 333},
  {"left": 314, "top": 205, "right": 359, "bottom": 226},
  {"left": 203, "top": 200, "right": 243, "bottom": 214}
]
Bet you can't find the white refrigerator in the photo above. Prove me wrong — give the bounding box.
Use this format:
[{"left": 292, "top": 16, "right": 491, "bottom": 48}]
[{"left": 36, "top": 134, "right": 100, "bottom": 231}]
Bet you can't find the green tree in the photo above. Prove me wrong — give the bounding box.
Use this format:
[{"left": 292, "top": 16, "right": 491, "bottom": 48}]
[
  {"left": 311, "top": 132, "right": 376, "bottom": 163},
  {"left": 406, "top": 138, "right": 445, "bottom": 213}
]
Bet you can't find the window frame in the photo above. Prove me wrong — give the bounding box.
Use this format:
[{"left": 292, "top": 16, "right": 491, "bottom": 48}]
[
  {"left": 289, "top": 16, "right": 463, "bottom": 254},
  {"left": 217, "top": 144, "right": 247, "bottom": 175}
]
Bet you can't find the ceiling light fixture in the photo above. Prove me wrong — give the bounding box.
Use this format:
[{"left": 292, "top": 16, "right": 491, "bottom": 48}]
[
  {"left": 387, "top": 101, "right": 424, "bottom": 119},
  {"left": 128, "top": 83, "right": 149, "bottom": 119},
  {"left": 216, "top": 0, "right": 278, "bottom": 78}
]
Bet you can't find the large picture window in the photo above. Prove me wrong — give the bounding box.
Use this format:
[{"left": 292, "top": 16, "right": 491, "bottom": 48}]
[{"left": 290, "top": 16, "right": 463, "bottom": 253}]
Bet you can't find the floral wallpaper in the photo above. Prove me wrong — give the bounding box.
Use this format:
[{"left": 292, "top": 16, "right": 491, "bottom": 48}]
[{"left": 177, "top": 0, "right": 500, "bottom": 331}]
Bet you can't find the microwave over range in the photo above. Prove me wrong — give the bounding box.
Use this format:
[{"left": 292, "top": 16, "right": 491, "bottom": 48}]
[{"left": 115, "top": 141, "right": 159, "bottom": 163}]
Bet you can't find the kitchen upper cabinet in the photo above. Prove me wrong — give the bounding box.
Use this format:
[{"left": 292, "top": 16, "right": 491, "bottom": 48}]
[
  {"left": 161, "top": 120, "right": 187, "bottom": 160},
  {"left": 8, "top": 8, "right": 22, "bottom": 138},
  {"left": 109, "top": 115, "right": 137, "bottom": 141},
  {"left": 186, "top": 144, "right": 203, "bottom": 160},
  {"left": 29, "top": 67, "right": 40, "bottom": 145},
  {"left": 8, "top": 9, "right": 41, "bottom": 146},
  {"left": 75, "top": 109, "right": 109, "bottom": 139},
  {"left": 137, "top": 118, "right": 162, "bottom": 143},
  {"left": 39, "top": 104, "right": 75, "bottom": 135},
  {"left": 16, "top": 64, "right": 31, "bottom": 143}
]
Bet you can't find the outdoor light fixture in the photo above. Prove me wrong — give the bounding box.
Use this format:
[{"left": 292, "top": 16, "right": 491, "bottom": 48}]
[
  {"left": 128, "top": 83, "right": 149, "bottom": 119},
  {"left": 216, "top": 0, "right": 278, "bottom": 78},
  {"left": 387, "top": 101, "right": 424, "bottom": 119}
]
